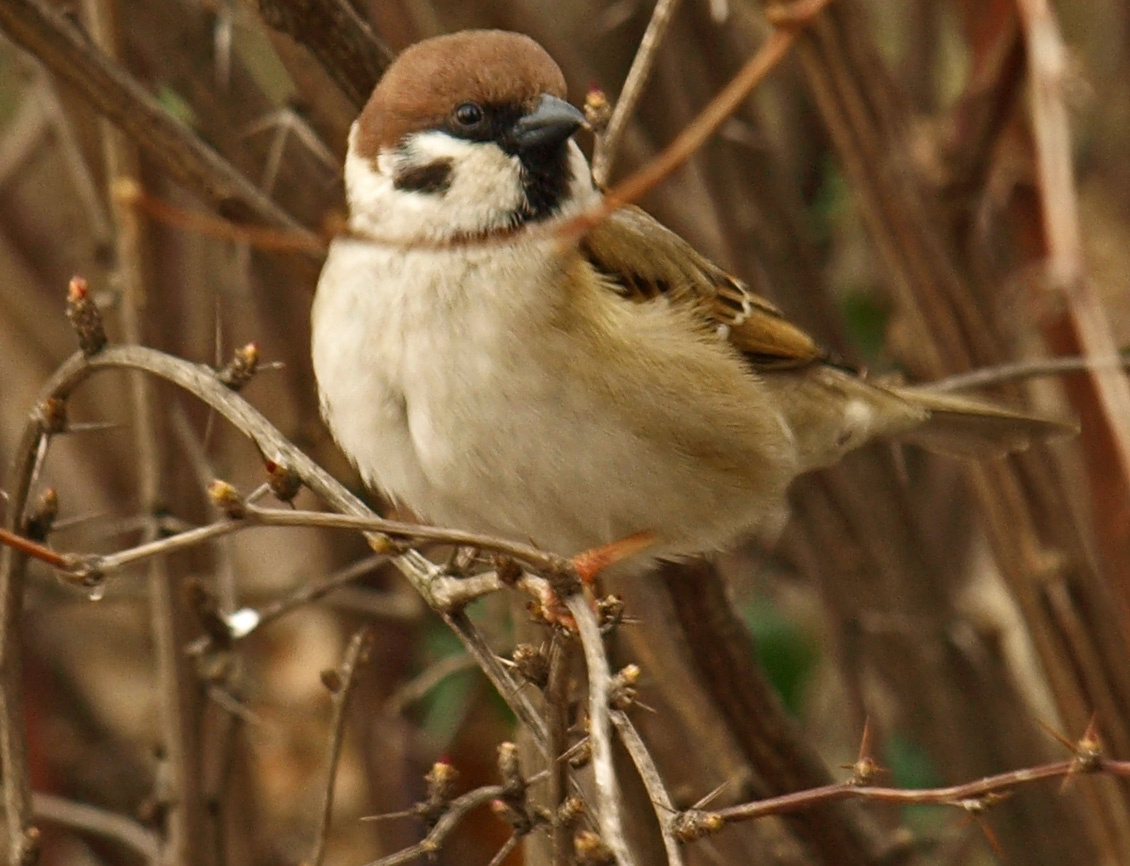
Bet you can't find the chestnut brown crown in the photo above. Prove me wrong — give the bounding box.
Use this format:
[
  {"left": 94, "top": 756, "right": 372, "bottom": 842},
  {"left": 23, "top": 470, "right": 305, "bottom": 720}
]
[{"left": 354, "top": 30, "right": 569, "bottom": 161}]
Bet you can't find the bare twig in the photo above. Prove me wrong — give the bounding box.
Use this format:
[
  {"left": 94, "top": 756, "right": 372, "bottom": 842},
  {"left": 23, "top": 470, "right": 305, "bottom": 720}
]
[
  {"left": 564, "top": 2, "right": 834, "bottom": 239},
  {"left": 0, "top": 526, "right": 68, "bottom": 570},
  {"left": 566, "top": 593, "right": 636, "bottom": 866},
  {"left": 610, "top": 710, "right": 684, "bottom": 866},
  {"left": 1016, "top": 0, "right": 1130, "bottom": 490},
  {"left": 31, "top": 791, "right": 159, "bottom": 861},
  {"left": 940, "top": 8, "right": 1025, "bottom": 200},
  {"left": 229, "top": 555, "right": 419, "bottom": 639},
  {"left": 0, "top": 428, "right": 48, "bottom": 865},
  {"left": 385, "top": 653, "right": 478, "bottom": 716},
  {"left": 546, "top": 634, "right": 576, "bottom": 865},
  {"left": 591, "top": 0, "right": 684, "bottom": 186},
  {"left": 660, "top": 559, "right": 897, "bottom": 866},
  {"left": 0, "top": 0, "right": 317, "bottom": 238},
  {"left": 363, "top": 780, "right": 533, "bottom": 866},
  {"left": 123, "top": 189, "right": 327, "bottom": 253},
  {"left": 308, "top": 626, "right": 373, "bottom": 866},
  {"left": 0, "top": 345, "right": 551, "bottom": 808},
  {"left": 169, "top": 405, "right": 240, "bottom": 612},
  {"left": 82, "top": 1, "right": 205, "bottom": 859},
  {"left": 485, "top": 833, "right": 522, "bottom": 866},
  {"left": 930, "top": 353, "right": 1130, "bottom": 393},
  {"left": 710, "top": 758, "right": 1130, "bottom": 825},
  {"left": 32, "top": 505, "right": 575, "bottom": 600},
  {"left": 108, "top": 3, "right": 826, "bottom": 261}
]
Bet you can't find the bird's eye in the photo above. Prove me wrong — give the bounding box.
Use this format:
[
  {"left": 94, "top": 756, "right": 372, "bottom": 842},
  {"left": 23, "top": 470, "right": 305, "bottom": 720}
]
[{"left": 453, "top": 102, "right": 484, "bottom": 127}]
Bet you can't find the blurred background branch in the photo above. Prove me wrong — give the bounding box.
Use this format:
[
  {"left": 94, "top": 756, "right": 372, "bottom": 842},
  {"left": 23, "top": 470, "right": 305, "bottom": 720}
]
[{"left": 2, "top": 1, "right": 1130, "bottom": 864}]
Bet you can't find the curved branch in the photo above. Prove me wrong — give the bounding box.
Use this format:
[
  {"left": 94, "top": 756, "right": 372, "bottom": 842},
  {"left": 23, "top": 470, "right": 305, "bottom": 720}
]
[
  {"left": 0, "top": 346, "right": 549, "bottom": 856},
  {"left": 32, "top": 792, "right": 159, "bottom": 862}
]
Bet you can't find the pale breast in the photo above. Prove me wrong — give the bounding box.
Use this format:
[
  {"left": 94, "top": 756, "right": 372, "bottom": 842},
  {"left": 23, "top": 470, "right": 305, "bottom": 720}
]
[{"left": 312, "top": 232, "right": 800, "bottom": 564}]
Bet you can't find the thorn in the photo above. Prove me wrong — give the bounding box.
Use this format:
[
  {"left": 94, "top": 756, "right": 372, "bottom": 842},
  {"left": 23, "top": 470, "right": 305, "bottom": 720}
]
[
  {"left": 244, "top": 482, "right": 272, "bottom": 505},
  {"left": 358, "top": 809, "right": 416, "bottom": 823},
  {"left": 974, "top": 811, "right": 1005, "bottom": 861},
  {"left": 49, "top": 510, "right": 110, "bottom": 534},
  {"left": 1036, "top": 717, "right": 1077, "bottom": 753},
  {"left": 841, "top": 718, "right": 888, "bottom": 785},
  {"left": 1063, "top": 714, "right": 1103, "bottom": 791},
  {"left": 692, "top": 779, "right": 731, "bottom": 810},
  {"left": 1039, "top": 713, "right": 1104, "bottom": 792}
]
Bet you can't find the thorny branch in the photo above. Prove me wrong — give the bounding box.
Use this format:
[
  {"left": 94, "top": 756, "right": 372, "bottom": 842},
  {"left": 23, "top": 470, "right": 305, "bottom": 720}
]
[
  {"left": 0, "top": 343, "right": 615, "bottom": 863},
  {"left": 708, "top": 758, "right": 1130, "bottom": 827},
  {"left": 610, "top": 710, "right": 685, "bottom": 866}
]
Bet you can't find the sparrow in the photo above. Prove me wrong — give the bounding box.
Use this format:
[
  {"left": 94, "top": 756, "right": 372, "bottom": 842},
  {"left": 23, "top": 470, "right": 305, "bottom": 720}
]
[{"left": 311, "top": 29, "right": 1071, "bottom": 572}]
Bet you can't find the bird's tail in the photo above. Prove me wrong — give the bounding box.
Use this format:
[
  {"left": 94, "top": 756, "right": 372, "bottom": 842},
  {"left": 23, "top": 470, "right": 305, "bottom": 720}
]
[
  {"left": 886, "top": 385, "right": 1077, "bottom": 458},
  {"left": 762, "top": 366, "right": 1077, "bottom": 471}
]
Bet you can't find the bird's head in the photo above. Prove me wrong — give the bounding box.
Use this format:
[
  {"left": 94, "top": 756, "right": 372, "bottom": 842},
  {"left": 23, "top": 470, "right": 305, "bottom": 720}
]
[{"left": 346, "top": 30, "right": 594, "bottom": 241}]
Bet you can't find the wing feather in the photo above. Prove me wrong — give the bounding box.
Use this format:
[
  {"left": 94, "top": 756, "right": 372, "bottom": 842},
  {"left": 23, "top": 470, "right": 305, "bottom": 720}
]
[{"left": 579, "top": 206, "right": 826, "bottom": 370}]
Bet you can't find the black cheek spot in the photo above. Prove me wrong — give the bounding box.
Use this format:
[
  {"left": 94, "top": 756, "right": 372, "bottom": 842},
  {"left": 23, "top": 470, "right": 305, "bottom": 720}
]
[{"left": 392, "top": 159, "right": 454, "bottom": 194}]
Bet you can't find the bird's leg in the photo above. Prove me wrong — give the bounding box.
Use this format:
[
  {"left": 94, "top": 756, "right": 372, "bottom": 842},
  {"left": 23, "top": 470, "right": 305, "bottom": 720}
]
[{"left": 570, "top": 531, "right": 656, "bottom": 584}]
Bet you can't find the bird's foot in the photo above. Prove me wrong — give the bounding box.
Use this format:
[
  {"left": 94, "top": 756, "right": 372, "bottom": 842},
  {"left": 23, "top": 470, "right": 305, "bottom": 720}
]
[{"left": 570, "top": 531, "right": 656, "bottom": 584}]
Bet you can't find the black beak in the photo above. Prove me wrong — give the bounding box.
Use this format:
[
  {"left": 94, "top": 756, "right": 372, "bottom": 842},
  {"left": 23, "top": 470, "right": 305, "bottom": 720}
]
[{"left": 510, "top": 94, "right": 585, "bottom": 150}]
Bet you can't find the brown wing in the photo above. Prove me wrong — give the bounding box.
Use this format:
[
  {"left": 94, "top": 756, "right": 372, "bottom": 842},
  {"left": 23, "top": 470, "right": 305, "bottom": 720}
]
[{"left": 579, "top": 205, "right": 827, "bottom": 371}]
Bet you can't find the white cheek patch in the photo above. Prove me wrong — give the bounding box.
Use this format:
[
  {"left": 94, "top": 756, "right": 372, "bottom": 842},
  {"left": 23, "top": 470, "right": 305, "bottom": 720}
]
[
  {"left": 343, "top": 126, "right": 601, "bottom": 242},
  {"left": 344, "top": 129, "right": 528, "bottom": 239},
  {"left": 402, "top": 132, "right": 525, "bottom": 223}
]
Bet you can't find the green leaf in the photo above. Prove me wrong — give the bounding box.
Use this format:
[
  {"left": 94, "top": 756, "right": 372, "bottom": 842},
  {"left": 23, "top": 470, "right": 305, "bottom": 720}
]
[{"left": 742, "top": 600, "right": 819, "bottom": 718}]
